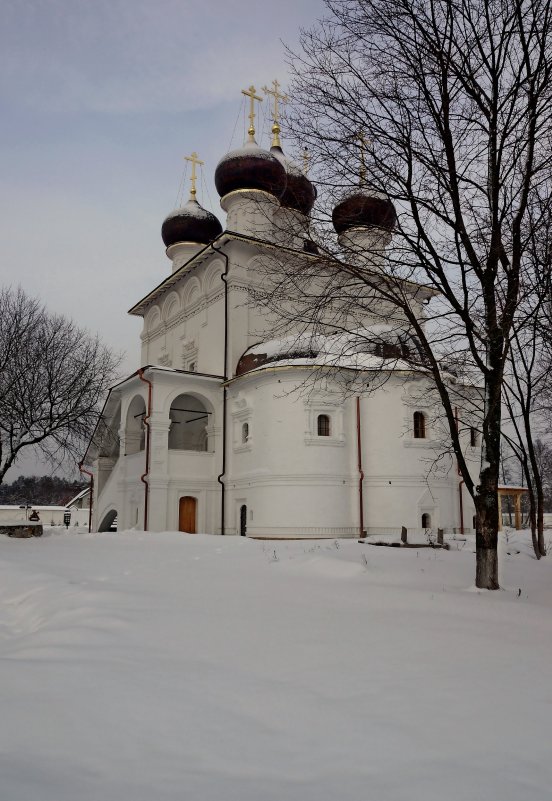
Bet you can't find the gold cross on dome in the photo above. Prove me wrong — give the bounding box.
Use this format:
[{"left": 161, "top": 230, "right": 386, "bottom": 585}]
[
  {"left": 184, "top": 151, "right": 204, "bottom": 199},
  {"left": 262, "top": 79, "right": 288, "bottom": 147},
  {"left": 241, "top": 85, "right": 263, "bottom": 142}
]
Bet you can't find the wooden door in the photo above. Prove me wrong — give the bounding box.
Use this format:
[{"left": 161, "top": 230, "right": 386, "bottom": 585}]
[{"left": 179, "top": 496, "right": 197, "bottom": 533}]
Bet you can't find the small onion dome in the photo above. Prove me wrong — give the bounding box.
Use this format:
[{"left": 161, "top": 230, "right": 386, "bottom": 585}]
[
  {"left": 271, "top": 146, "right": 316, "bottom": 215},
  {"left": 214, "top": 140, "right": 287, "bottom": 199},
  {"left": 332, "top": 190, "right": 396, "bottom": 235},
  {"left": 303, "top": 238, "right": 319, "bottom": 255},
  {"left": 161, "top": 198, "right": 222, "bottom": 248}
]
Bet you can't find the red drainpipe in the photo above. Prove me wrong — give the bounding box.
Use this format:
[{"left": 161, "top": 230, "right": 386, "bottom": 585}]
[
  {"left": 454, "top": 407, "right": 465, "bottom": 536},
  {"left": 78, "top": 462, "right": 94, "bottom": 533},
  {"left": 356, "top": 396, "right": 365, "bottom": 538},
  {"left": 138, "top": 368, "right": 153, "bottom": 531}
]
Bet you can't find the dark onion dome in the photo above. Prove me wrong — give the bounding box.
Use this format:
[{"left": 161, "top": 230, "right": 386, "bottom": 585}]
[
  {"left": 332, "top": 190, "right": 397, "bottom": 235},
  {"left": 214, "top": 140, "right": 287, "bottom": 199},
  {"left": 271, "top": 146, "right": 316, "bottom": 215},
  {"left": 303, "top": 238, "right": 319, "bottom": 254},
  {"left": 161, "top": 198, "right": 222, "bottom": 248}
]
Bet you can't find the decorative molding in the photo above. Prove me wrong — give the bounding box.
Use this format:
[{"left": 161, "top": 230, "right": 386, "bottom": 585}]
[
  {"left": 228, "top": 473, "right": 355, "bottom": 488},
  {"left": 247, "top": 526, "right": 358, "bottom": 538},
  {"left": 304, "top": 436, "right": 346, "bottom": 447},
  {"left": 158, "top": 348, "right": 172, "bottom": 367},
  {"left": 181, "top": 338, "right": 198, "bottom": 371}
]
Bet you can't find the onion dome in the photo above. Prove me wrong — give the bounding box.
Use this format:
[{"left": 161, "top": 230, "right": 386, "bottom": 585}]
[
  {"left": 303, "top": 238, "right": 319, "bottom": 255},
  {"left": 271, "top": 145, "right": 316, "bottom": 215},
  {"left": 214, "top": 140, "right": 287, "bottom": 199},
  {"left": 161, "top": 198, "right": 222, "bottom": 248},
  {"left": 332, "top": 190, "right": 396, "bottom": 235}
]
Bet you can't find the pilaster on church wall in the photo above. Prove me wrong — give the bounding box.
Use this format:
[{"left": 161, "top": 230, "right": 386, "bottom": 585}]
[
  {"left": 146, "top": 480, "right": 169, "bottom": 531},
  {"left": 225, "top": 242, "right": 296, "bottom": 378},
  {"left": 148, "top": 414, "right": 171, "bottom": 479}
]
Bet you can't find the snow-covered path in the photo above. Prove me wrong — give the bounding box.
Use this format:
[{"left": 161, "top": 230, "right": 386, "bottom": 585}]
[{"left": 0, "top": 530, "right": 551, "bottom": 801}]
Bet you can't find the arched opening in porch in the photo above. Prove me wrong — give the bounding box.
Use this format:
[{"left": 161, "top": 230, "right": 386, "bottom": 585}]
[
  {"left": 168, "top": 394, "right": 212, "bottom": 452},
  {"left": 125, "top": 395, "right": 146, "bottom": 455}
]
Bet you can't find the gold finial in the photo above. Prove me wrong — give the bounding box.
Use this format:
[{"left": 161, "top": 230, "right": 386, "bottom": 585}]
[
  {"left": 302, "top": 146, "right": 310, "bottom": 175},
  {"left": 241, "top": 85, "right": 263, "bottom": 143},
  {"left": 262, "top": 79, "right": 288, "bottom": 148},
  {"left": 357, "top": 131, "right": 370, "bottom": 187},
  {"left": 184, "top": 151, "right": 204, "bottom": 199}
]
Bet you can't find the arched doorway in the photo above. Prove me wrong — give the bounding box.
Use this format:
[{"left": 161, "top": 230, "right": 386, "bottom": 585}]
[
  {"left": 99, "top": 509, "right": 118, "bottom": 532},
  {"left": 179, "top": 496, "right": 197, "bottom": 533},
  {"left": 240, "top": 504, "right": 247, "bottom": 537}
]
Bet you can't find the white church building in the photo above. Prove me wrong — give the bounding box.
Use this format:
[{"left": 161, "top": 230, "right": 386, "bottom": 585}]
[{"left": 84, "top": 85, "right": 478, "bottom": 538}]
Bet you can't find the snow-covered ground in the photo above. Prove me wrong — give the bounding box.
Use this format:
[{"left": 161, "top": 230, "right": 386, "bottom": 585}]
[{"left": 1, "top": 528, "right": 551, "bottom": 801}]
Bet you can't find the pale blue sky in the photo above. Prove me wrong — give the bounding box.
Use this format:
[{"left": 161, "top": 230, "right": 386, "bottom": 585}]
[{"left": 0, "top": 0, "right": 327, "bottom": 478}]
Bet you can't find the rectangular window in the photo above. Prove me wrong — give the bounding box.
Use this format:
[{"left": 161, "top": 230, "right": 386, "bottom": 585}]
[{"left": 413, "top": 411, "right": 426, "bottom": 438}]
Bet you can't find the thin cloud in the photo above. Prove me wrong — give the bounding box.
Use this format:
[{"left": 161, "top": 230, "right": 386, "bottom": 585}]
[{"left": 0, "top": 0, "right": 322, "bottom": 113}]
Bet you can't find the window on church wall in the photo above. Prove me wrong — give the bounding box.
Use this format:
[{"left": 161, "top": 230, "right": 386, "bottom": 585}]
[
  {"left": 189, "top": 361, "right": 196, "bottom": 373},
  {"left": 242, "top": 422, "right": 249, "bottom": 443},
  {"left": 317, "top": 414, "right": 331, "bottom": 437},
  {"left": 470, "top": 427, "right": 478, "bottom": 447},
  {"left": 413, "top": 411, "right": 426, "bottom": 439},
  {"left": 168, "top": 393, "right": 211, "bottom": 452},
  {"left": 421, "top": 513, "right": 431, "bottom": 529}
]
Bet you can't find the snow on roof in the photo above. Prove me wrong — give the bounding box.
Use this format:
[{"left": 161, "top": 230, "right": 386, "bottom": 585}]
[
  {"left": 66, "top": 487, "right": 90, "bottom": 507},
  {"left": 0, "top": 505, "right": 68, "bottom": 511},
  {"left": 241, "top": 327, "right": 417, "bottom": 375},
  {"left": 248, "top": 353, "right": 413, "bottom": 373}
]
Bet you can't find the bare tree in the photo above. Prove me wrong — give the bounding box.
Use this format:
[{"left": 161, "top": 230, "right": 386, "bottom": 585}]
[
  {"left": 262, "top": 0, "right": 552, "bottom": 588},
  {"left": 503, "top": 306, "right": 550, "bottom": 557},
  {"left": 499, "top": 197, "right": 552, "bottom": 557},
  {"left": 0, "top": 286, "right": 120, "bottom": 484}
]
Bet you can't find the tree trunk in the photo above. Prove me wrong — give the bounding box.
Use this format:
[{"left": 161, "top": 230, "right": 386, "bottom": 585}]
[
  {"left": 537, "top": 487, "right": 546, "bottom": 557},
  {"left": 528, "top": 486, "right": 541, "bottom": 560},
  {"left": 475, "top": 490, "right": 500, "bottom": 589},
  {"left": 520, "top": 455, "right": 541, "bottom": 559},
  {"left": 476, "top": 356, "right": 502, "bottom": 590}
]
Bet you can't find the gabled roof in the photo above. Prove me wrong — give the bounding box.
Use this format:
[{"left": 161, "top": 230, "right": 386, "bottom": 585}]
[
  {"left": 127, "top": 229, "right": 437, "bottom": 317},
  {"left": 66, "top": 487, "right": 91, "bottom": 507}
]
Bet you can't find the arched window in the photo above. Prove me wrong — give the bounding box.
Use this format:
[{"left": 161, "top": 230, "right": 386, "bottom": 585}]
[
  {"left": 241, "top": 422, "right": 249, "bottom": 443},
  {"left": 413, "top": 411, "right": 426, "bottom": 439},
  {"left": 421, "top": 513, "right": 431, "bottom": 529},
  {"left": 470, "top": 427, "right": 478, "bottom": 447},
  {"left": 317, "top": 414, "right": 331, "bottom": 437}
]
